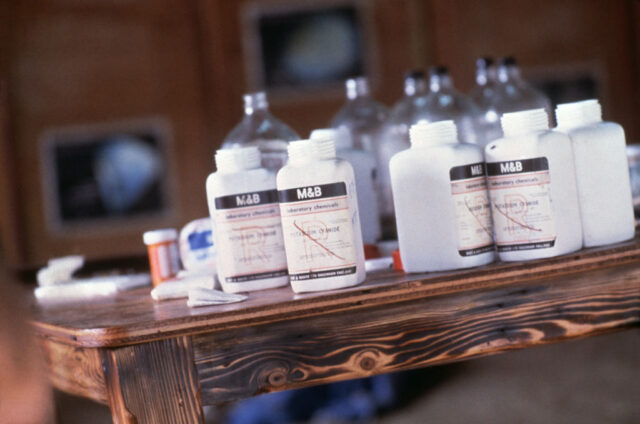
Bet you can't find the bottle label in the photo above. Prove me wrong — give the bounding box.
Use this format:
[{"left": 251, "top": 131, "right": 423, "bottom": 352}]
[
  {"left": 214, "top": 189, "right": 288, "bottom": 283},
  {"left": 449, "top": 163, "right": 495, "bottom": 256},
  {"left": 278, "top": 182, "right": 357, "bottom": 281},
  {"left": 486, "top": 157, "right": 556, "bottom": 252}
]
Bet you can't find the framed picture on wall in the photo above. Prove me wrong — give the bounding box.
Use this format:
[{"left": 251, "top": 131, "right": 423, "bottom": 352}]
[
  {"left": 524, "top": 62, "right": 605, "bottom": 108},
  {"left": 242, "top": 0, "right": 375, "bottom": 93},
  {"left": 39, "top": 118, "right": 175, "bottom": 234}
]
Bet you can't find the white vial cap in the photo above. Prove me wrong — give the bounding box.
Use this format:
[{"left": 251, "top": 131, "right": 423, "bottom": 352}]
[
  {"left": 143, "top": 228, "right": 178, "bottom": 245},
  {"left": 287, "top": 139, "right": 314, "bottom": 165},
  {"left": 409, "top": 120, "right": 458, "bottom": 147},
  {"left": 310, "top": 127, "right": 351, "bottom": 151},
  {"left": 501, "top": 108, "right": 549, "bottom": 137},
  {"left": 555, "top": 99, "right": 602, "bottom": 129},
  {"left": 215, "top": 146, "right": 261, "bottom": 173},
  {"left": 310, "top": 137, "right": 337, "bottom": 160}
]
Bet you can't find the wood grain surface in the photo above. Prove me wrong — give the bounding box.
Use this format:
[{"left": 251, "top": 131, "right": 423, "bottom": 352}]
[
  {"left": 37, "top": 338, "right": 108, "bottom": 404},
  {"left": 30, "top": 236, "right": 640, "bottom": 347},
  {"left": 103, "top": 336, "right": 204, "bottom": 424},
  {"left": 193, "top": 264, "right": 640, "bottom": 403}
]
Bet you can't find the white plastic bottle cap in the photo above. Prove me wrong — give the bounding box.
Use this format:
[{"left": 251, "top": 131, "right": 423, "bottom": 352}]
[
  {"left": 143, "top": 228, "right": 178, "bottom": 245},
  {"left": 555, "top": 99, "right": 602, "bottom": 129},
  {"left": 310, "top": 137, "right": 337, "bottom": 160},
  {"left": 501, "top": 108, "right": 549, "bottom": 137},
  {"left": 215, "top": 146, "right": 261, "bottom": 173},
  {"left": 310, "top": 127, "right": 352, "bottom": 151},
  {"left": 287, "top": 139, "right": 314, "bottom": 164},
  {"left": 409, "top": 120, "right": 458, "bottom": 147}
]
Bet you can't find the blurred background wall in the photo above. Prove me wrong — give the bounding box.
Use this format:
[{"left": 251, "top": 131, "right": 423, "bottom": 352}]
[{"left": 0, "top": 0, "right": 639, "bottom": 270}]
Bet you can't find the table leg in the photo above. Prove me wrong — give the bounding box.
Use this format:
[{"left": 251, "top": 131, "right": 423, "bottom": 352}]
[{"left": 103, "top": 336, "right": 204, "bottom": 424}]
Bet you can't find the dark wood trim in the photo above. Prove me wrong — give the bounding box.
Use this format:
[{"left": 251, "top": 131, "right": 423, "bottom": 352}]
[
  {"left": 193, "top": 263, "right": 640, "bottom": 403},
  {"left": 103, "top": 336, "right": 204, "bottom": 424},
  {"left": 38, "top": 338, "right": 108, "bottom": 404}
]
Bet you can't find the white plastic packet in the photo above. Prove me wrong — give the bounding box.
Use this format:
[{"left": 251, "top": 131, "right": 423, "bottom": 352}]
[
  {"left": 186, "top": 287, "right": 247, "bottom": 308},
  {"left": 151, "top": 273, "right": 215, "bottom": 301},
  {"left": 365, "top": 257, "right": 394, "bottom": 272},
  {"left": 37, "top": 255, "right": 85, "bottom": 286},
  {"left": 35, "top": 274, "right": 150, "bottom": 302}
]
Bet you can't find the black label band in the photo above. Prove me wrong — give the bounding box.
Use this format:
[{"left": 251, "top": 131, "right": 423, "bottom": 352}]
[
  {"left": 289, "top": 266, "right": 356, "bottom": 281},
  {"left": 225, "top": 269, "right": 288, "bottom": 283},
  {"left": 215, "top": 189, "right": 279, "bottom": 210},
  {"left": 458, "top": 244, "right": 495, "bottom": 257},
  {"left": 278, "top": 182, "right": 347, "bottom": 203},
  {"left": 497, "top": 240, "right": 556, "bottom": 252},
  {"left": 450, "top": 162, "right": 486, "bottom": 181},
  {"left": 486, "top": 157, "right": 549, "bottom": 176}
]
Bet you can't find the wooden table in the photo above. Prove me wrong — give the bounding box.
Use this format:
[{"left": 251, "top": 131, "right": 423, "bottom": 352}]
[{"left": 30, "top": 237, "right": 640, "bottom": 423}]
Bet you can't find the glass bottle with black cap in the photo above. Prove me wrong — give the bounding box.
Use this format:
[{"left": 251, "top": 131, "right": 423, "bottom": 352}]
[
  {"left": 411, "top": 66, "right": 482, "bottom": 145},
  {"left": 493, "top": 56, "right": 553, "bottom": 122},
  {"left": 377, "top": 70, "right": 428, "bottom": 238},
  {"left": 222, "top": 91, "right": 300, "bottom": 171},
  {"left": 470, "top": 57, "right": 504, "bottom": 146}
]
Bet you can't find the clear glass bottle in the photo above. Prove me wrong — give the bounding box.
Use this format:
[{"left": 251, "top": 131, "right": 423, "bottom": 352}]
[
  {"left": 470, "top": 57, "right": 503, "bottom": 146},
  {"left": 412, "top": 66, "right": 482, "bottom": 145},
  {"left": 221, "top": 91, "right": 300, "bottom": 171},
  {"left": 377, "top": 70, "right": 427, "bottom": 238},
  {"left": 493, "top": 57, "right": 553, "bottom": 122},
  {"left": 470, "top": 57, "right": 498, "bottom": 108},
  {"left": 330, "top": 77, "right": 389, "bottom": 154}
]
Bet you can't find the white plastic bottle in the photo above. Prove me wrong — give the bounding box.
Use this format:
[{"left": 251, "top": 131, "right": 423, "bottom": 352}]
[
  {"left": 485, "top": 109, "right": 583, "bottom": 261},
  {"left": 310, "top": 127, "right": 381, "bottom": 244},
  {"left": 555, "top": 99, "right": 635, "bottom": 247},
  {"left": 277, "top": 138, "right": 366, "bottom": 293},
  {"left": 390, "top": 120, "right": 495, "bottom": 272},
  {"left": 206, "top": 146, "right": 289, "bottom": 293}
]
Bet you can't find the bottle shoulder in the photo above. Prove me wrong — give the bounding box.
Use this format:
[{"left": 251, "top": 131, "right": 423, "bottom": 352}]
[
  {"left": 223, "top": 113, "right": 299, "bottom": 145},
  {"left": 485, "top": 130, "right": 570, "bottom": 161},
  {"left": 413, "top": 91, "right": 481, "bottom": 121},
  {"left": 207, "top": 168, "right": 276, "bottom": 195},
  {"left": 331, "top": 99, "right": 390, "bottom": 128},
  {"left": 278, "top": 159, "right": 354, "bottom": 188},
  {"left": 392, "top": 143, "right": 482, "bottom": 167},
  {"left": 337, "top": 149, "right": 376, "bottom": 166},
  {"left": 562, "top": 121, "right": 625, "bottom": 140}
]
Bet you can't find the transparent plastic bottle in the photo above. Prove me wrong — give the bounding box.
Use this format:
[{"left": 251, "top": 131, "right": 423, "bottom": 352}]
[
  {"left": 221, "top": 91, "right": 300, "bottom": 171},
  {"left": 412, "top": 66, "right": 482, "bottom": 145},
  {"left": 330, "top": 77, "right": 389, "bottom": 154},
  {"left": 377, "top": 71, "right": 427, "bottom": 238},
  {"left": 493, "top": 57, "right": 553, "bottom": 122},
  {"left": 310, "top": 127, "right": 381, "bottom": 244},
  {"left": 470, "top": 57, "right": 503, "bottom": 146}
]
